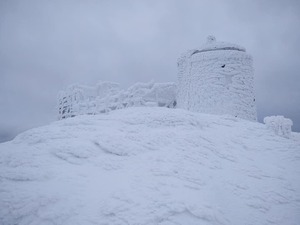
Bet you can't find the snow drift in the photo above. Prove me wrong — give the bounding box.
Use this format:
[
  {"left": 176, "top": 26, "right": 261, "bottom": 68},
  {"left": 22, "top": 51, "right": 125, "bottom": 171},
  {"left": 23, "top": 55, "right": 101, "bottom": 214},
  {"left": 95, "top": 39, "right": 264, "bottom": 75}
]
[{"left": 0, "top": 107, "right": 299, "bottom": 225}]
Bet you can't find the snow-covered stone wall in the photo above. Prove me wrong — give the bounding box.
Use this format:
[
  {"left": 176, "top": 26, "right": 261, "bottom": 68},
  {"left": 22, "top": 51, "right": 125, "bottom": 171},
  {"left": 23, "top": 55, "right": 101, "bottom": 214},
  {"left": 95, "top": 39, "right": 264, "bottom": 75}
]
[
  {"left": 177, "top": 36, "right": 257, "bottom": 121},
  {"left": 58, "top": 81, "right": 176, "bottom": 119},
  {"left": 264, "top": 115, "right": 293, "bottom": 138}
]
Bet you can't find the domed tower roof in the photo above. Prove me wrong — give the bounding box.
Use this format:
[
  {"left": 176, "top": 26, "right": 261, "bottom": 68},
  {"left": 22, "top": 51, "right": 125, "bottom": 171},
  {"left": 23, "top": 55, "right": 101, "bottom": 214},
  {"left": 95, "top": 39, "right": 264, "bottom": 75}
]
[
  {"left": 177, "top": 36, "right": 246, "bottom": 64},
  {"left": 191, "top": 35, "right": 246, "bottom": 56}
]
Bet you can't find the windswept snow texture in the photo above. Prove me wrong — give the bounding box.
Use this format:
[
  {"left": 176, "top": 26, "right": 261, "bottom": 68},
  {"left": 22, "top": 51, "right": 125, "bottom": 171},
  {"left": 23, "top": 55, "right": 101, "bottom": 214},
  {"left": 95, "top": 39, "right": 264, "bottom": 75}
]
[
  {"left": 264, "top": 115, "right": 293, "bottom": 138},
  {"left": 0, "top": 108, "right": 299, "bottom": 225},
  {"left": 177, "top": 37, "right": 257, "bottom": 121},
  {"left": 58, "top": 81, "right": 176, "bottom": 119}
]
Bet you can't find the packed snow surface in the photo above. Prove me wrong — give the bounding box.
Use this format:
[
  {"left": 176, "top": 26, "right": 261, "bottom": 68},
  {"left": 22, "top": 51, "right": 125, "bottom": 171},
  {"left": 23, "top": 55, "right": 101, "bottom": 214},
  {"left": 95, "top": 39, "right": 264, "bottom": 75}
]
[{"left": 0, "top": 107, "right": 299, "bottom": 225}]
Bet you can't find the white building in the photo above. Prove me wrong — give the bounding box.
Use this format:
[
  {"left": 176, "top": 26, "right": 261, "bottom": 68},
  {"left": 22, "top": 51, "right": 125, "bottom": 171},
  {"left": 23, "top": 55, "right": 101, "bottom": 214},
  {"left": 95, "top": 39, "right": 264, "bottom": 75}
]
[
  {"left": 58, "top": 36, "right": 257, "bottom": 121},
  {"left": 177, "top": 36, "right": 257, "bottom": 121}
]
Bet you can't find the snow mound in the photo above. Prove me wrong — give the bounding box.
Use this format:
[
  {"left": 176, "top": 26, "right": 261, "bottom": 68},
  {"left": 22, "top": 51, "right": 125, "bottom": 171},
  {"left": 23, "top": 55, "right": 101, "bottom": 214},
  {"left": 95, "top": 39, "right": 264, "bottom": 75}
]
[
  {"left": 0, "top": 108, "right": 299, "bottom": 225},
  {"left": 264, "top": 115, "right": 293, "bottom": 138}
]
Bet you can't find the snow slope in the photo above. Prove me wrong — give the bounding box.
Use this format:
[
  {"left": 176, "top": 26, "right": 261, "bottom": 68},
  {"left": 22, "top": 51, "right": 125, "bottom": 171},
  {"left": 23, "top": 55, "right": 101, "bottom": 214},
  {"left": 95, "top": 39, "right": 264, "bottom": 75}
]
[{"left": 0, "top": 107, "right": 299, "bottom": 225}]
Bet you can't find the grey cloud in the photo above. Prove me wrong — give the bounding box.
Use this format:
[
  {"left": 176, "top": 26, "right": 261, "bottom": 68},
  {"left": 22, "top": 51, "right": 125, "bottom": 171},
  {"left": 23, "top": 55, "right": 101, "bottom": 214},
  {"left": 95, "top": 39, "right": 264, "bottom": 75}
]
[{"left": 1, "top": 0, "right": 299, "bottom": 142}]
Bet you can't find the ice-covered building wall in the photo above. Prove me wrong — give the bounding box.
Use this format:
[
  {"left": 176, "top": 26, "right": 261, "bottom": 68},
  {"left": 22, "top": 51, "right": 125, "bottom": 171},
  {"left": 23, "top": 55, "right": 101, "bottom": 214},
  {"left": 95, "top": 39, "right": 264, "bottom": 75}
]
[
  {"left": 177, "top": 36, "right": 257, "bottom": 121},
  {"left": 58, "top": 81, "right": 176, "bottom": 119}
]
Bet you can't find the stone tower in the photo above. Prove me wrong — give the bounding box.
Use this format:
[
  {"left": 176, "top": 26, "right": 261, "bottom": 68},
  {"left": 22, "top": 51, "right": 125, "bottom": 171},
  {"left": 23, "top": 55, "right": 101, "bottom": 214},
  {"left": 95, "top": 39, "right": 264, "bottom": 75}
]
[{"left": 177, "top": 36, "right": 257, "bottom": 121}]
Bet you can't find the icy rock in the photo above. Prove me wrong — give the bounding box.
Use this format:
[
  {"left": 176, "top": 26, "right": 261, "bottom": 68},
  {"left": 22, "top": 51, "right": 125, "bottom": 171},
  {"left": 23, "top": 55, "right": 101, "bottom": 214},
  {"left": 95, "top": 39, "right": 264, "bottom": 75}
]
[{"left": 264, "top": 115, "right": 293, "bottom": 138}]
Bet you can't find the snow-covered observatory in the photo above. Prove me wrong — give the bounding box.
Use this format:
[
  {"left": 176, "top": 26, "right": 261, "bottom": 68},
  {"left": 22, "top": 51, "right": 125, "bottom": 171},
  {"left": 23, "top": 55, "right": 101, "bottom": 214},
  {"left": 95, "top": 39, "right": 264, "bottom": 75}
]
[{"left": 177, "top": 36, "right": 257, "bottom": 121}]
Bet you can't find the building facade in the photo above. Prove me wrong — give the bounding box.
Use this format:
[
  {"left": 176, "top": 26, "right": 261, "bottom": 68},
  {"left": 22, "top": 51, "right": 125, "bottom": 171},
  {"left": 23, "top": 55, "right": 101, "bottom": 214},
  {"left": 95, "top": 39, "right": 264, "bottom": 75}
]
[{"left": 177, "top": 36, "right": 257, "bottom": 121}]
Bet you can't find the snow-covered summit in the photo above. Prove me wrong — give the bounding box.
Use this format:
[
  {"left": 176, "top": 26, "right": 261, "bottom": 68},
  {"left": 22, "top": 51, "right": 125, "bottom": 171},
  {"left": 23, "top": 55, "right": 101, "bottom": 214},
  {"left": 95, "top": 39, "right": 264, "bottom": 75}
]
[{"left": 1, "top": 107, "right": 299, "bottom": 225}]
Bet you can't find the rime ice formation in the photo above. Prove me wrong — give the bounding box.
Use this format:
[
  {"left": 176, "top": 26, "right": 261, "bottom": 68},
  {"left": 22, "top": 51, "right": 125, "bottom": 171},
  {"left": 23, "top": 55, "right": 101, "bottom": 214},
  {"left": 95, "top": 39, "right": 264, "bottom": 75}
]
[
  {"left": 264, "top": 115, "right": 293, "bottom": 138},
  {"left": 177, "top": 36, "right": 257, "bottom": 121},
  {"left": 58, "top": 81, "right": 176, "bottom": 119}
]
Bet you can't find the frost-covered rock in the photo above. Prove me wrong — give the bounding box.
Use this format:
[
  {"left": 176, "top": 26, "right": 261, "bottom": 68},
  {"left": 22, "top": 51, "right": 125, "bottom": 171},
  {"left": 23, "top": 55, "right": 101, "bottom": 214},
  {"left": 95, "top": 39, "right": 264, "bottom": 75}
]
[
  {"left": 58, "top": 81, "right": 176, "bottom": 119},
  {"left": 264, "top": 115, "right": 293, "bottom": 138},
  {"left": 177, "top": 36, "right": 257, "bottom": 121}
]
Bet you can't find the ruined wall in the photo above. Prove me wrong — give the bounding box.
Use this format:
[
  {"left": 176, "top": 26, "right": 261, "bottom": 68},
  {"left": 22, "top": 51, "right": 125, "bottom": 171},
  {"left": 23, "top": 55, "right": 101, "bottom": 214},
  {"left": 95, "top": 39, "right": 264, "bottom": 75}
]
[{"left": 57, "top": 81, "right": 176, "bottom": 120}]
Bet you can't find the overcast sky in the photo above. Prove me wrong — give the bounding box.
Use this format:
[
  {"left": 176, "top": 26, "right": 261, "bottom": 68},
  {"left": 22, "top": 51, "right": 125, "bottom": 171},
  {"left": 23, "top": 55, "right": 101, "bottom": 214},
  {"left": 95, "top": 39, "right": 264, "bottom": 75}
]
[{"left": 1, "top": 0, "right": 300, "bottom": 142}]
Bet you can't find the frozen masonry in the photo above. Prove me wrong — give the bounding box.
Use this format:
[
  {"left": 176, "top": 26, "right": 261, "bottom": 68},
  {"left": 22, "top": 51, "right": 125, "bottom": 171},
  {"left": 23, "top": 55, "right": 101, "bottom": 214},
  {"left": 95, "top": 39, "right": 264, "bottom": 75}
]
[{"left": 177, "top": 35, "right": 257, "bottom": 121}]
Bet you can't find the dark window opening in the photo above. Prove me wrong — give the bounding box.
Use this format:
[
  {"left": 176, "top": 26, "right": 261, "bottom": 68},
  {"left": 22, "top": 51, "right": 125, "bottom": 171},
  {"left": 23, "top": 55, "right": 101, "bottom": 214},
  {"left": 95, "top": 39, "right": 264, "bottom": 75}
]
[{"left": 172, "top": 100, "right": 177, "bottom": 107}]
